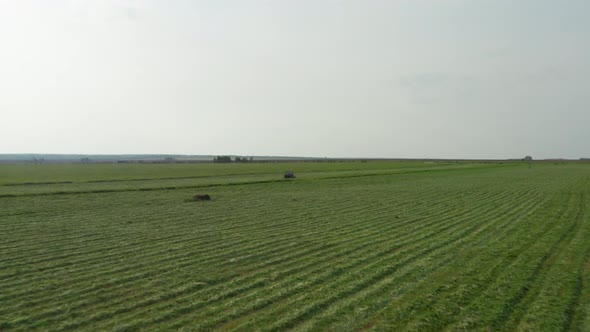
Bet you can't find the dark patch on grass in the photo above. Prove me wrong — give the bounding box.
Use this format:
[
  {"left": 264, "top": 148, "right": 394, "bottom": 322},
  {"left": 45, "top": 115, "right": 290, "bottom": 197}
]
[{"left": 2, "top": 181, "right": 73, "bottom": 186}]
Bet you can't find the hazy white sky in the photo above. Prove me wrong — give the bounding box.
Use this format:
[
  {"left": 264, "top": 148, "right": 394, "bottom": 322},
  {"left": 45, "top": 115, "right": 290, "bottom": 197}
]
[{"left": 1, "top": 0, "right": 588, "bottom": 159}]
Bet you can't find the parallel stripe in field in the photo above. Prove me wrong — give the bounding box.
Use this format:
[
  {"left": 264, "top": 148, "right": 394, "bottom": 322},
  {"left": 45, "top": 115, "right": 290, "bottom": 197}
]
[
  {"left": 0, "top": 181, "right": 430, "bottom": 264},
  {"left": 2, "top": 164, "right": 589, "bottom": 332},
  {"left": 514, "top": 195, "right": 589, "bottom": 331},
  {"left": 0, "top": 193, "right": 325, "bottom": 263},
  {"left": 364, "top": 193, "right": 563, "bottom": 331},
  {"left": 441, "top": 192, "right": 582, "bottom": 330},
  {"left": 89, "top": 187, "right": 532, "bottom": 330},
  {"left": 493, "top": 193, "right": 585, "bottom": 330},
  {"left": 3, "top": 165, "right": 588, "bottom": 330},
  {"left": 564, "top": 200, "right": 590, "bottom": 331},
  {"left": 0, "top": 164, "right": 494, "bottom": 199},
  {"left": 293, "top": 191, "right": 550, "bottom": 331},
  {"left": 114, "top": 187, "right": 528, "bottom": 330},
  {"left": 0, "top": 192, "right": 520, "bottom": 294},
  {"left": 2, "top": 187, "right": 474, "bottom": 326},
  {"left": 0, "top": 189, "right": 426, "bottom": 296},
  {"left": 0, "top": 182, "right": 476, "bottom": 291},
  {"left": 45, "top": 189, "right": 508, "bottom": 330},
  {"left": 27, "top": 189, "right": 484, "bottom": 330},
  {"left": 0, "top": 163, "right": 465, "bottom": 188},
  {"left": 0, "top": 188, "right": 401, "bottom": 270},
  {"left": 215, "top": 190, "right": 546, "bottom": 331}
]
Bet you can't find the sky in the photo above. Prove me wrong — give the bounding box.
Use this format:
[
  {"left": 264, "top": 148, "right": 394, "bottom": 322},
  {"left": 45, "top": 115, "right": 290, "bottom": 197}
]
[{"left": 1, "top": 0, "right": 588, "bottom": 159}]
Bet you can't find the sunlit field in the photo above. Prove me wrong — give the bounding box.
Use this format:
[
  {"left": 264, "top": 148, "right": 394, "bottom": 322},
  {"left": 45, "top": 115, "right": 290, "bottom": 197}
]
[{"left": 1, "top": 161, "right": 589, "bottom": 331}]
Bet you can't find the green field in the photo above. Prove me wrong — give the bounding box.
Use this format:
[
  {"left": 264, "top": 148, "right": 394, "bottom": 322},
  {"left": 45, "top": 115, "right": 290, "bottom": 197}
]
[{"left": 1, "top": 161, "right": 589, "bottom": 331}]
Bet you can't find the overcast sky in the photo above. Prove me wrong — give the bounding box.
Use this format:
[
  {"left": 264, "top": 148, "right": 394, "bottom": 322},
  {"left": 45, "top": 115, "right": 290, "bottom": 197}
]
[{"left": 1, "top": 0, "right": 588, "bottom": 159}]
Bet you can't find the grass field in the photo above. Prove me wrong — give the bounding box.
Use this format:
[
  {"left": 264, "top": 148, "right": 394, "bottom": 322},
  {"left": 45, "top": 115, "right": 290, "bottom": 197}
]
[{"left": 1, "top": 161, "right": 589, "bottom": 331}]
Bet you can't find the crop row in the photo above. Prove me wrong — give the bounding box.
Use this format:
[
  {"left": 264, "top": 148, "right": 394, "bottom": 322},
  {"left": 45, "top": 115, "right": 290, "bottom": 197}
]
[
  {"left": 2, "top": 184, "right": 489, "bottom": 329},
  {"left": 1, "top": 164, "right": 589, "bottom": 331}
]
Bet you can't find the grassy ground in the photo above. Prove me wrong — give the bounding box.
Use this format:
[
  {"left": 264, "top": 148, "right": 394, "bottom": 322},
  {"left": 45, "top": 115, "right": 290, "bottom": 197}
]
[{"left": 0, "top": 161, "right": 589, "bottom": 331}]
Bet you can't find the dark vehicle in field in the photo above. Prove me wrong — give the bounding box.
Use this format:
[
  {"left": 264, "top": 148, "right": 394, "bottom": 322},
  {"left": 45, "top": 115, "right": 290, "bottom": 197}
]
[{"left": 284, "top": 171, "right": 296, "bottom": 179}]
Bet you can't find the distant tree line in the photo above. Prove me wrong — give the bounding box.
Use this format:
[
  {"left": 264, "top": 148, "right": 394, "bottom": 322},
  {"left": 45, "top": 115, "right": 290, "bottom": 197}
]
[
  {"left": 235, "top": 156, "right": 253, "bottom": 163},
  {"left": 213, "top": 156, "right": 254, "bottom": 163},
  {"left": 213, "top": 156, "right": 232, "bottom": 163}
]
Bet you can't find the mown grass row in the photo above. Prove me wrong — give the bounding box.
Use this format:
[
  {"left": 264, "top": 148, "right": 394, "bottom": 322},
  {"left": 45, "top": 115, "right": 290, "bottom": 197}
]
[
  {"left": 2, "top": 168, "right": 517, "bottom": 283},
  {"left": 0, "top": 163, "right": 489, "bottom": 198},
  {"left": 1, "top": 163, "right": 589, "bottom": 331},
  {"left": 0, "top": 181, "right": 445, "bottom": 288},
  {"left": 227, "top": 191, "right": 547, "bottom": 332},
  {"left": 0, "top": 161, "right": 451, "bottom": 185},
  {"left": 2, "top": 178, "right": 492, "bottom": 328},
  {"left": 68, "top": 182, "right": 540, "bottom": 330},
  {"left": 2, "top": 171, "right": 512, "bottom": 330},
  {"left": 366, "top": 191, "right": 580, "bottom": 331},
  {"left": 102, "top": 188, "right": 526, "bottom": 331},
  {"left": 294, "top": 191, "right": 552, "bottom": 331}
]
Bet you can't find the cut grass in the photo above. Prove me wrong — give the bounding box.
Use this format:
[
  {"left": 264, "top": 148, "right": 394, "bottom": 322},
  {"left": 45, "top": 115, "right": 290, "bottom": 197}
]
[{"left": 0, "top": 162, "right": 589, "bottom": 331}]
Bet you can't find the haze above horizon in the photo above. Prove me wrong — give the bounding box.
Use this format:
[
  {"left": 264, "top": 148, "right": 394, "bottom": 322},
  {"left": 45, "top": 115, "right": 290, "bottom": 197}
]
[{"left": 1, "top": 0, "right": 588, "bottom": 159}]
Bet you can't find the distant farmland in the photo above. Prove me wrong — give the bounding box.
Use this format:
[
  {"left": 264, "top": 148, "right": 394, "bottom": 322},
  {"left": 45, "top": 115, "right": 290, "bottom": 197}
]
[{"left": 0, "top": 161, "right": 589, "bottom": 331}]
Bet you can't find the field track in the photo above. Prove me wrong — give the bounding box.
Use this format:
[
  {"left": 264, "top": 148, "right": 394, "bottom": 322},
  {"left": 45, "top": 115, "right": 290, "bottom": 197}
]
[{"left": 0, "top": 162, "right": 589, "bottom": 331}]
